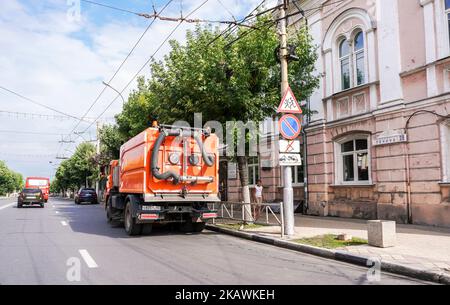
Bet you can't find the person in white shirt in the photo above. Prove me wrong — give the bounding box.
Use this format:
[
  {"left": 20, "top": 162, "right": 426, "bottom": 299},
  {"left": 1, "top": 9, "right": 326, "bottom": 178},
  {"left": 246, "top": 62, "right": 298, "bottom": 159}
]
[{"left": 253, "top": 180, "right": 264, "bottom": 219}]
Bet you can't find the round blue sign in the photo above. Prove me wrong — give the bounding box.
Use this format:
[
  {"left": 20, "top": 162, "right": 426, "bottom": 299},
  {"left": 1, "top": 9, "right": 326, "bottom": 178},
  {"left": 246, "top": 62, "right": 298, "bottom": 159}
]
[{"left": 279, "top": 114, "right": 301, "bottom": 140}]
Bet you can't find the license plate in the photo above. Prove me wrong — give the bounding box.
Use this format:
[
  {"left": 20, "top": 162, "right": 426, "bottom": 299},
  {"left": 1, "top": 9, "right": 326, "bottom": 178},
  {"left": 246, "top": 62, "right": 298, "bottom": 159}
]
[{"left": 142, "top": 205, "right": 161, "bottom": 211}]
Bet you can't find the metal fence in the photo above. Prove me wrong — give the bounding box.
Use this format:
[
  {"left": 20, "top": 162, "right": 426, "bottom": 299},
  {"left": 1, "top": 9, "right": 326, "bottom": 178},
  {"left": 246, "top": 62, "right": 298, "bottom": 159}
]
[{"left": 209, "top": 202, "right": 285, "bottom": 238}]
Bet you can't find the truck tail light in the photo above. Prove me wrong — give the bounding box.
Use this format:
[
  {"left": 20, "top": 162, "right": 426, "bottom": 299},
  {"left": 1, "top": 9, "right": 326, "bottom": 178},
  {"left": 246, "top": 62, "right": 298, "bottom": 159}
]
[{"left": 202, "top": 212, "right": 217, "bottom": 219}]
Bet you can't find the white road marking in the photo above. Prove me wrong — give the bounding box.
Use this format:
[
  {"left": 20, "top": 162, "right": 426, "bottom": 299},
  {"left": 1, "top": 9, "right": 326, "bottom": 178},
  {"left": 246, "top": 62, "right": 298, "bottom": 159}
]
[
  {"left": 0, "top": 203, "right": 15, "bottom": 211},
  {"left": 61, "top": 221, "right": 68, "bottom": 226},
  {"left": 55, "top": 211, "right": 59, "bottom": 214},
  {"left": 79, "top": 249, "right": 98, "bottom": 268}
]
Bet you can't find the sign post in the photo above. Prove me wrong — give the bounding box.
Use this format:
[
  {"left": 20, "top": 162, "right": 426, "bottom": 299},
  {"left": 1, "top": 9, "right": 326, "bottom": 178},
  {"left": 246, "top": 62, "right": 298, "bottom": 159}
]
[{"left": 277, "top": 85, "right": 302, "bottom": 237}]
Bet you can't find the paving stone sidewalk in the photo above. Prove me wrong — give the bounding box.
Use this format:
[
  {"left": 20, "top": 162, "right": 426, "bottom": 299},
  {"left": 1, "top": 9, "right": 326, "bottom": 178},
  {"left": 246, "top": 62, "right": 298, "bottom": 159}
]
[{"left": 240, "top": 215, "right": 450, "bottom": 275}]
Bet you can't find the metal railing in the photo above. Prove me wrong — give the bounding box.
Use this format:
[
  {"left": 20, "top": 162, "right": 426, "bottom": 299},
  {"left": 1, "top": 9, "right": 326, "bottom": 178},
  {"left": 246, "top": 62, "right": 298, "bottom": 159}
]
[{"left": 209, "top": 202, "right": 285, "bottom": 238}]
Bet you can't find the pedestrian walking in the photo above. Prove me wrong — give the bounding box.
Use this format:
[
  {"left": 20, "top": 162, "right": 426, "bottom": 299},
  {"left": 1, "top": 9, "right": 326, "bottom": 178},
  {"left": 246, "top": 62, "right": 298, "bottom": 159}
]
[{"left": 253, "top": 180, "right": 264, "bottom": 220}]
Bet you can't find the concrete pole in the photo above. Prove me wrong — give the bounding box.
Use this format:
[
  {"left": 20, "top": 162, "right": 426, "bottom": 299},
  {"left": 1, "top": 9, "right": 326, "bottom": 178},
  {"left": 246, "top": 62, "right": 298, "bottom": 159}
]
[
  {"left": 95, "top": 121, "right": 101, "bottom": 195},
  {"left": 279, "top": 0, "right": 295, "bottom": 237}
]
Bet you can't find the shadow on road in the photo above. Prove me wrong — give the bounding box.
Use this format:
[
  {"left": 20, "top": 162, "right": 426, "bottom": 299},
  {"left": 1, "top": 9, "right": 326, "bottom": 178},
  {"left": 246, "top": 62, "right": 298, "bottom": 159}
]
[{"left": 53, "top": 200, "right": 220, "bottom": 239}]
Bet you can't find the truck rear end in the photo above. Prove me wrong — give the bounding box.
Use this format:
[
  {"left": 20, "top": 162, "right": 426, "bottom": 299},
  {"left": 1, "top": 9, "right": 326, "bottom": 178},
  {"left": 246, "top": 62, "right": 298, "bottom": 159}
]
[{"left": 105, "top": 123, "right": 219, "bottom": 235}]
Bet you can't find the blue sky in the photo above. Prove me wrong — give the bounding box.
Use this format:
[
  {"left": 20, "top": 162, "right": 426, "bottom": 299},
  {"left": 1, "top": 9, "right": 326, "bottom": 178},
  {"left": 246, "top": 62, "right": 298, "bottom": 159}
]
[{"left": 0, "top": 0, "right": 272, "bottom": 180}]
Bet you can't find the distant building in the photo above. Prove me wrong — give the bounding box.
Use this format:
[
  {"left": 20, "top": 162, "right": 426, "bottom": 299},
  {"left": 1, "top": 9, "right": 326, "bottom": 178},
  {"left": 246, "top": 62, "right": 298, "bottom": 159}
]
[{"left": 225, "top": 0, "right": 450, "bottom": 227}]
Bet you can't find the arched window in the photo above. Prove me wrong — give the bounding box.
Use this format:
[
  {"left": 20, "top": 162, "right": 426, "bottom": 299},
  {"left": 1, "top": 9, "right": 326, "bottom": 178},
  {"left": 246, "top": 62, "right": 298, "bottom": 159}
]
[
  {"left": 339, "top": 39, "right": 351, "bottom": 90},
  {"left": 354, "top": 31, "right": 365, "bottom": 86},
  {"left": 338, "top": 31, "right": 366, "bottom": 91},
  {"left": 445, "top": 0, "right": 450, "bottom": 47},
  {"left": 441, "top": 120, "right": 450, "bottom": 183}
]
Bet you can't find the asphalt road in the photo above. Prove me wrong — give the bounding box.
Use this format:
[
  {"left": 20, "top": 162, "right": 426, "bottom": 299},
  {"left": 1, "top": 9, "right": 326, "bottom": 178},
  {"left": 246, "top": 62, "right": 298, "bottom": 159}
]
[{"left": 0, "top": 197, "right": 428, "bottom": 285}]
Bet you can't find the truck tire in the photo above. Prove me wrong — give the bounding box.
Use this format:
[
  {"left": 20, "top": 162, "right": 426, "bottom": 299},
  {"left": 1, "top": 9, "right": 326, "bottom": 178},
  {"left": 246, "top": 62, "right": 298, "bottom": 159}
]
[
  {"left": 124, "top": 201, "right": 142, "bottom": 236},
  {"left": 106, "top": 197, "right": 113, "bottom": 223},
  {"left": 107, "top": 197, "right": 123, "bottom": 227},
  {"left": 17, "top": 203, "right": 22, "bottom": 208}
]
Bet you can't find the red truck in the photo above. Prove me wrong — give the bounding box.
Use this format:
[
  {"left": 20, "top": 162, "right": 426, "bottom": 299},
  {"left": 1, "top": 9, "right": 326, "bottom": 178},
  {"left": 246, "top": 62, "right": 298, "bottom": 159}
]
[
  {"left": 25, "top": 177, "right": 50, "bottom": 203},
  {"left": 104, "top": 123, "right": 219, "bottom": 236}
]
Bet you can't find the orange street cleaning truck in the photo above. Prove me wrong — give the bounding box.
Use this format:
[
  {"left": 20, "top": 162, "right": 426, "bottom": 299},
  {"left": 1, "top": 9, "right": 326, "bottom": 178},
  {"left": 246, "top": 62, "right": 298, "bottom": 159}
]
[{"left": 104, "top": 123, "right": 219, "bottom": 235}]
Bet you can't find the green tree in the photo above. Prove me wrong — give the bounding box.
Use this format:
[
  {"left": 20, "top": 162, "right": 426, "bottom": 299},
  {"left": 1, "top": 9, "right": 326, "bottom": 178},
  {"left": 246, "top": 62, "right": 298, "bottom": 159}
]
[
  {"left": 0, "top": 161, "right": 23, "bottom": 195},
  {"left": 98, "top": 124, "right": 126, "bottom": 161},
  {"left": 100, "top": 14, "right": 319, "bottom": 206},
  {"left": 53, "top": 142, "right": 99, "bottom": 195}
]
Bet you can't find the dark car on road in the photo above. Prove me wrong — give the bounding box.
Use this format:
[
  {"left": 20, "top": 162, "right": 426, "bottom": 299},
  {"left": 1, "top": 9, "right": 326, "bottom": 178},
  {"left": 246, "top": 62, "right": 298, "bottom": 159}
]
[
  {"left": 75, "top": 188, "right": 98, "bottom": 205},
  {"left": 18, "top": 188, "right": 45, "bottom": 208}
]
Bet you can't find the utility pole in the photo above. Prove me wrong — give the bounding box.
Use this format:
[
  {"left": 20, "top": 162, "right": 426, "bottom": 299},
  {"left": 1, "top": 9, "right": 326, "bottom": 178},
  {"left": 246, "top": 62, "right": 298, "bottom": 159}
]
[
  {"left": 279, "top": 0, "right": 295, "bottom": 237},
  {"left": 95, "top": 121, "right": 101, "bottom": 196}
]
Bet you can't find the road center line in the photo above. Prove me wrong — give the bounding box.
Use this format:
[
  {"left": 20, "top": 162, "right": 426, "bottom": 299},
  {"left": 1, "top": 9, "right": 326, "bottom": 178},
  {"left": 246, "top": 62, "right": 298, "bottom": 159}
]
[
  {"left": 0, "top": 203, "right": 15, "bottom": 211},
  {"left": 79, "top": 249, "right": 98, "bottom": 268}
]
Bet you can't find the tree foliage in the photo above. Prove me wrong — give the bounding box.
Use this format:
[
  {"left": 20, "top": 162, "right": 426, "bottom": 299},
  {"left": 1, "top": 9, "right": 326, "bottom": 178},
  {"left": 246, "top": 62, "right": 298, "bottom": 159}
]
[
  {"left": 99, "top": 14, "right": 319, "bottom": 193},
  {"left": 0, "top": 161, "right": 23, "bottom": 195},
  {"left": 52, "top": 143, "right": 98, "bottom": 193}
]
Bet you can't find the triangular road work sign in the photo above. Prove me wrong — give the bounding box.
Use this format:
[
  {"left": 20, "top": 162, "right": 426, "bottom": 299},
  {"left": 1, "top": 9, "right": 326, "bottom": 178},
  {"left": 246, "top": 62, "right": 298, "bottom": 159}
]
[{"left": 277, "top": 86, "right": 302, "bottom": 114}]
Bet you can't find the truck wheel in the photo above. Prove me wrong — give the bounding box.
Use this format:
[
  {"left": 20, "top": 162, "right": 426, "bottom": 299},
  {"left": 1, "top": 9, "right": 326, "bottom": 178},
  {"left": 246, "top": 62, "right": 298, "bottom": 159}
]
[
  {"left": 106, "top": 198, "right": 113, "bottom": 223},
  {"left": 40, "top": 203, "right": 44, "bottom": 208},
  {"left": 17, "top": 203, "right": 22, "bottom": 208},
  {"left": 124, "top": 201, "right": 141, "bottom": 236}
]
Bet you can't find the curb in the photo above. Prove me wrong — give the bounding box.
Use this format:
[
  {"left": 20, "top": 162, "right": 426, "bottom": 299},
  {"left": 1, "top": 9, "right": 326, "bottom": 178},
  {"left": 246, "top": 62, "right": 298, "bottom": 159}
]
[{"left": 206, "top": 224, "right": 450, "bottom": 285}]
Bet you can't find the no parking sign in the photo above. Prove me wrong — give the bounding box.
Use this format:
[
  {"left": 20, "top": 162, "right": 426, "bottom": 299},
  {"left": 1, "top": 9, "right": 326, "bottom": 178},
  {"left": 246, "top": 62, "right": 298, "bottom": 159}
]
[{"left": 279, "top": 114, "right": 302, "bottom": 140}]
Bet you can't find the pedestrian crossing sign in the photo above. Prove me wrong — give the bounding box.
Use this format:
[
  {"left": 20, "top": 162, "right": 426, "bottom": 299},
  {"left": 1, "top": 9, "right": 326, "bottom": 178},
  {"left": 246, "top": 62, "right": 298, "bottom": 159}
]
[{"left": 277, "top": 86, "right": 302, "bottom": 114}]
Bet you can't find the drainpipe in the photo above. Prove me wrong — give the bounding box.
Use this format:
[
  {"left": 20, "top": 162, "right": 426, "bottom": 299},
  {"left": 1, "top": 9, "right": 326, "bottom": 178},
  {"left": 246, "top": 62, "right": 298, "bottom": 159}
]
[
  {"left": 404, "top": 137, "right": 412, "bottom": 224},
  {"left": 403, "top": 110, "right": 450, "bottom": 224},
  {"left": 302, "top": 97, "right": 311, "bottom": 214}
]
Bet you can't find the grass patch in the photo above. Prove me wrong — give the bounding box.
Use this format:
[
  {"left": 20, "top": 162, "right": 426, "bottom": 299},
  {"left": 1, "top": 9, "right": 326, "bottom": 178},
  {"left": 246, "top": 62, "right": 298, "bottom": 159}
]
[
  {"left": 218, "top": 223, "right": 266, "bottom": 231},
  {"left": 293, "top": 234, "right": 367, "bottom": 249}
]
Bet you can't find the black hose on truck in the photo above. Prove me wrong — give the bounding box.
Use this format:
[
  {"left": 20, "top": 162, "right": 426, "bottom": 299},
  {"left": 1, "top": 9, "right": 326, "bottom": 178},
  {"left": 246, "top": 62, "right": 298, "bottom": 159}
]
[
  {"left": 151, "top": 130, "right": 181, "bottom": 184},
  {"left": 151, "top": 129, "right": 215, "bottom": 184},
  {"left": 194, "top": 134, "right": 215, "bottom": 167}
]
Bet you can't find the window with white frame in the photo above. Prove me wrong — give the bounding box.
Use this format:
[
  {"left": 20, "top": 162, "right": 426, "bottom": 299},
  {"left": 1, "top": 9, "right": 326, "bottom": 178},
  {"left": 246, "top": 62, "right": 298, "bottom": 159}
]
[
  {"left": 446, "top": 0, "right": 450, "bottom": 47},
  {"left": 338, "top": 30, "right": 366, "bottom": 91},
  {"left": 335, "top": 135, "right": 371, "bottom": 184},
  {"left": 441, "top": 120, "right": 450, "bottom": 182},
  {"left": 354, "top": 32, "right": 365, "bottom": 86},
  {"left": 339, "top": 39, "right": 351, "bottom": 90},
  {"left": 281, "top": 165, "right": 304, "bottom": 186},
  {"left": 248, "top": 156, "right": 260, "bottom": 186}
]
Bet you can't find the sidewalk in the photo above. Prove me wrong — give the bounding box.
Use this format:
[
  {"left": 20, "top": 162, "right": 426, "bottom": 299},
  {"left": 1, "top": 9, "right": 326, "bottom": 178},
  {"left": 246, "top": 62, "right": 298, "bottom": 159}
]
[{"left": 239, "top": 215, "right": 450, "bottom": 276}]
